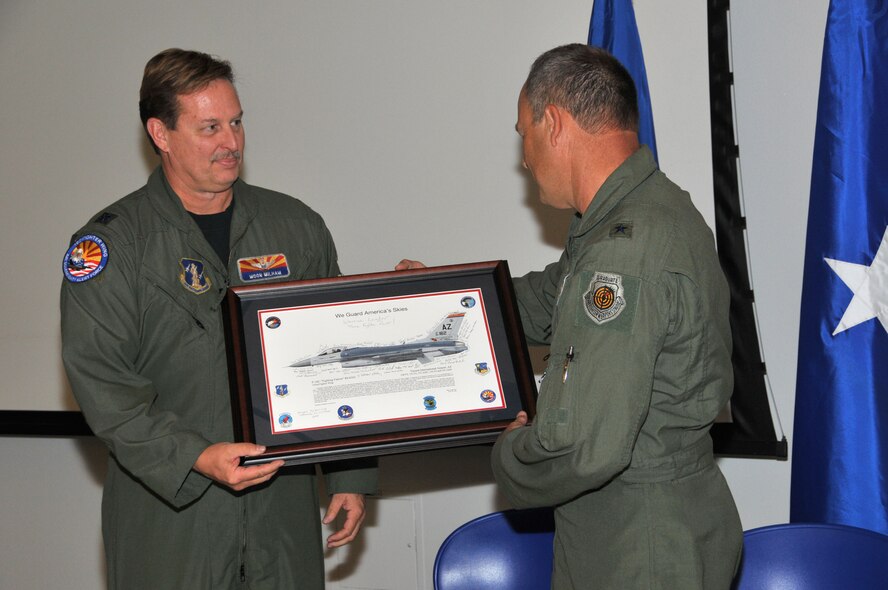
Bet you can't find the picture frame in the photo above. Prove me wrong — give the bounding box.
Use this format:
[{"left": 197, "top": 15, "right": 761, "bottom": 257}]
[{"left": 223, "top": 260, "right": 536, "bottom": 465}]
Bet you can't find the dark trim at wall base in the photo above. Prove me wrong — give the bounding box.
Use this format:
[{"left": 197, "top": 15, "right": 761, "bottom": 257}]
[
  {"left": 0, "top": 411, "right": 92, "bottom": 436},
  {"left": 0, "top": 411, "right": 790, "bottom": 460}
]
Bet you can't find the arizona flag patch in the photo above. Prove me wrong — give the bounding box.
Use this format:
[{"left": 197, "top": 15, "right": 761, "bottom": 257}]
[
  {"left": 238, "top": 254, "right": 290, "bottom": 282},
  {"left": 63, "top": 235, "right": 109, "bottom": 283}
]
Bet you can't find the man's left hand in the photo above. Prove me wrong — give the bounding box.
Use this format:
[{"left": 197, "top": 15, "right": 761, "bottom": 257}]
[
  {"left": 502, "top": 411, "right": 528, "bottom": 434},
  {"left": 323, "top": 493, "right": 367, "bottom": 548},
  {"left": 394, "top": 259, "right": 426, "bottom": 270}
]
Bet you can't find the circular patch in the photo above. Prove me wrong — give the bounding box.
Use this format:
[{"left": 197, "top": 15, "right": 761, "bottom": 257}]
[
  {"left": 338, "top": 405, "right": 354, "bottom": 420},
  {"left": 460, "top": 296, "right": 476, "bottom": 308},
  {"left": 265, "top": 316, "right": 281, "bottom": 329},
  {"left": 63, "top": 235, "right": 109, "bottom": 283},
  {"left": 592, "top": 286, "right": 615, "bottom": 310},
  {"left": 480, "top": 389, "right": 497, "bottom": 403},
  {"left": 278, "top": 413, "right": 293, "bottom": 427}
]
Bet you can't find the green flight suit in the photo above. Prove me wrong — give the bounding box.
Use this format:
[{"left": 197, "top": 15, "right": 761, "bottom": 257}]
[
  {"left": 61, "top": 168, "right": 377, "bottom": 589},
  {"left": 492, "top": 147, "right": 742, "bottom": 589}
]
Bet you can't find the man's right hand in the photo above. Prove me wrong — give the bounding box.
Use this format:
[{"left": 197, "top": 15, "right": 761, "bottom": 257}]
[
  {"left": 395, "top": 259, "right": 427, "bottom": 270},
  {"left": 194, "top": 442, "right": 285, "bottom": 491}
]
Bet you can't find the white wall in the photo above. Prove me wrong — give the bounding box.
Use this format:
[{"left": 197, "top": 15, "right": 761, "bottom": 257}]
[{"left": 0, "top": 1, "right": 829, "bottom": 588}]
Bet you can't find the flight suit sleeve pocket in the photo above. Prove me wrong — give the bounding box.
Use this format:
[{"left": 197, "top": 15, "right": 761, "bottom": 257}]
[
  {"left": 535, "top": 356, "right": 575, "bottom": 452},
  {"left": 140, "top": 266, "right": 212, "bottom": 339}
]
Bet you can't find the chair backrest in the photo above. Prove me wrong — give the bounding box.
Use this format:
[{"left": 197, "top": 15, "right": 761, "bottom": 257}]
[
  {"left": 433, "top": 509, "right": 555, "bottom": 590},
  {"left": 732, "top": 522, "right": 888, "bottom": 589}
]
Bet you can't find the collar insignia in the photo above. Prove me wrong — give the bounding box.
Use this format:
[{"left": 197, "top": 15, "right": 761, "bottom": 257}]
[{"left": 93, "top": 212, "right": 117, "bottom": 225}]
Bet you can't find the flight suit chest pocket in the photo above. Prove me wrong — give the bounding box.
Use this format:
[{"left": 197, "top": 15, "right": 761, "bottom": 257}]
[{"left": 140, "top": 263, "right": 222, "bottom": 337}]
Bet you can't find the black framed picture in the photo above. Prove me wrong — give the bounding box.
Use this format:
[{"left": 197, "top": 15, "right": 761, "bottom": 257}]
[{"left": 223, "top": 260, "right": 536, "bottom": 465}]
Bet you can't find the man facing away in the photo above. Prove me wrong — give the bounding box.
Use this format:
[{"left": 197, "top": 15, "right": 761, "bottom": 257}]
[
  {"left": 400, "top": 43, "right": 742, "bottom": 589},
  {"left": 61, "top": 49, "right": 377, "bottom": 589}
]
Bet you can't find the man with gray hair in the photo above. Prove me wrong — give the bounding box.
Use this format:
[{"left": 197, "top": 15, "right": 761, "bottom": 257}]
[
  {"left": 61, "top": 48, "right": 376, "bottom": 589},
  {"left": 493, "top": 44, "right": 742, "bottom": 588}
]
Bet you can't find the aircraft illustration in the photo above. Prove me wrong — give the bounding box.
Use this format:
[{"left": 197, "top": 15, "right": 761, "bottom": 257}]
[{"left": 290, "top": 312, "right": 468, "bottom": 368}]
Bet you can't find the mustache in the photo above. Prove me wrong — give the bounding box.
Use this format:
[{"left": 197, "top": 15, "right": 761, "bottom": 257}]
[{"left": 211, "top": 150, "right": 242, "bottom": 162}]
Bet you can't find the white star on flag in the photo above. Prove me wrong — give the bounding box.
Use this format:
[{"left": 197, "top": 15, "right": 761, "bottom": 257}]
[{"left": 825, "top": 225, "right": 888, "bottom": 336}]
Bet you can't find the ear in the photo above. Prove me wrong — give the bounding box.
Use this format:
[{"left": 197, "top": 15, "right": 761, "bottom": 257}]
[
  {"left": 146, "top": 118, "right": 170, "bottom": 154},
  {"left": 543, "top": 104, "right": 564, "bottom": 147}
]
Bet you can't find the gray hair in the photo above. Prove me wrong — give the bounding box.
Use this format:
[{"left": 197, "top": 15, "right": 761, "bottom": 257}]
[{"left": 525, "top": 44, "right": 639, "bottom": 134}]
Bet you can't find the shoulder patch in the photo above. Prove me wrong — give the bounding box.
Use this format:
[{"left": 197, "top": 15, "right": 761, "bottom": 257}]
[
  {"left": 582, "top": 271, "right": 627, "bottom": 324},
  {"left": 63, "top": 235, "right": 109, "bottom": 283},
  {"left": 93, "top": 211, "right": 118, "bottom": 225},
  {"left": 574, "top": 270, "right": 639, "bottom": 331}
]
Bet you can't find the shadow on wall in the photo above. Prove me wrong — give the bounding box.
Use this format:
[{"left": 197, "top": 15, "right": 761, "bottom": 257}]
[
  {"left": 515, "top": 145, "right": 575, "bottom": 252},
  {"left": 74, "top": 435, "right": 109, "bottom": 488},
  {"left": 322, "top": 444, "right": 516, "bottom": 583},
  {"left": 375, "top": 445, "right": 501, "bottom": 497}
]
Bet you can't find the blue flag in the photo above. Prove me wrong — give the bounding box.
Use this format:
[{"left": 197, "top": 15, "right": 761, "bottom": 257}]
[
  {"left": 791, "top": 0, "right": 888, "bottom": 535},
  {"left": 588, "top": 0, "right": 657, "bottom": 161}
]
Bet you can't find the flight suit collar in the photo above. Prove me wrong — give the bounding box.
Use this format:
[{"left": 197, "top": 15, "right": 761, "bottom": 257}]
[
  {"left": 228, "top": 181, "right": 259, "bottom": 259},
  {"left": 145, "top": 166, "right": 259, "bottom": 278},
  {"left": 570, "top": 145, "right": 658, "bottom": 239}
]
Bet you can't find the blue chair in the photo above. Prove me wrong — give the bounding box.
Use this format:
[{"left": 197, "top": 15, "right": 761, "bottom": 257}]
[
  {"left": 732, "top": 522, "right": 888, "bottom": 589},
  {"left": 433, "top": 509, "right": 555, "bottom": 590}
]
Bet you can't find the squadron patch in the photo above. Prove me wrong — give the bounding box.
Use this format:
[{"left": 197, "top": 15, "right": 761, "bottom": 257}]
[
  {"left": 178, "top": 258, "right": 212, "bottom": 294},
  {"left": 63, "top": 235, "right": 109, "bottom": 283},
  {"left": 582, "top": 271, "right": 626, "bottom": 324},
  {"left": 238, "top": 254, "right": 290, "bottom": 282}
]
